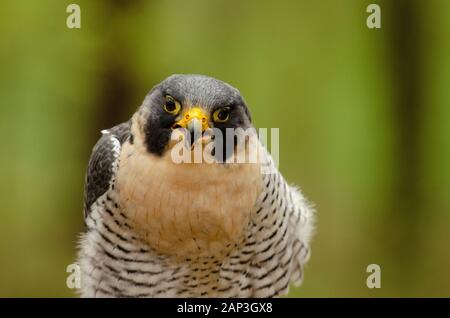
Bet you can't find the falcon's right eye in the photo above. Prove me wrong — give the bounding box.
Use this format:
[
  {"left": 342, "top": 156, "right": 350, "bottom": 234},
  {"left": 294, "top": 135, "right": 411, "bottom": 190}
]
[{"left": 163, "top": 95, "right": 181, "bottom": 115}]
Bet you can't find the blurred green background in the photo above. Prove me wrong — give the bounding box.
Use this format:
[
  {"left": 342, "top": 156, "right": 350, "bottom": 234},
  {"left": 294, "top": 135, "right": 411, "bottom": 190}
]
[{"left": 0, "top": 0, "right": 449, "bottom": 297}]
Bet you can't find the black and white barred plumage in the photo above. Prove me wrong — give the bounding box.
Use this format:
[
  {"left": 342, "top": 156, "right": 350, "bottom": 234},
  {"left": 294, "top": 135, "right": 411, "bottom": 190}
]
[{"left": 78, "top": 75, "right": 314, "bottom": 297}]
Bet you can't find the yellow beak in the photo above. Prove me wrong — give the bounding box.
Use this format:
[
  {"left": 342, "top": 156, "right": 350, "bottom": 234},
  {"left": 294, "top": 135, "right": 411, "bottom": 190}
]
[{"left": 174, "top": 107, "right": 209, "bottom": 132}]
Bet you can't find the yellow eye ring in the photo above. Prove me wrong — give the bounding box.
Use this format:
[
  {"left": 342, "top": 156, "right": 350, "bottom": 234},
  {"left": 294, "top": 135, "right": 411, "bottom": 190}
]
[
  {"left": 163, "top": 96, "right": 181, "bottom": 115},
  {"left": 213, "top": 107, "right": 230, "bottom": 123}
]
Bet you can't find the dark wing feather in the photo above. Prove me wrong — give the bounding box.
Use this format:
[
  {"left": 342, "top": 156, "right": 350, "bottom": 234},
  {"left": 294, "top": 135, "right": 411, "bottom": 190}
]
[{"left": 83, "top": 122, "right": 130, "bottom": 219}]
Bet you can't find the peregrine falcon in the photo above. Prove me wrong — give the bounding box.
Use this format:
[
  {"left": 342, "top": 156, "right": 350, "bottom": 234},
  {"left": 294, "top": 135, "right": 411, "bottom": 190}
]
[{"left": 78, "top": 74, "right": 315, "bottom": 297}]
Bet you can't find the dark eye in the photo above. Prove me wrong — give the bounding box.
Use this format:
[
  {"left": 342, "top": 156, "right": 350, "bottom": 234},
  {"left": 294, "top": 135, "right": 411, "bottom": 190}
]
[
  {"left": 163, "top": 95, "right": 181, "bottom": 115},
  {"left": 213, "top": 107, "right": 230, "bottom": 123}
]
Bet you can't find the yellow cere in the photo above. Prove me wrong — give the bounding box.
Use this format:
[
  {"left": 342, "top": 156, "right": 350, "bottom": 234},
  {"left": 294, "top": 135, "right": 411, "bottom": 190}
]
[{"left": 176, "top": 107, "right": 210, "bottom": 132}]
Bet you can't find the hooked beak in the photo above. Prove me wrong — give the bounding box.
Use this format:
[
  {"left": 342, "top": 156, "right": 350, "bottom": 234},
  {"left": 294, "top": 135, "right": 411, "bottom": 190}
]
[{"left": 172, "top": 107, "right": 210, "bottom": 146}]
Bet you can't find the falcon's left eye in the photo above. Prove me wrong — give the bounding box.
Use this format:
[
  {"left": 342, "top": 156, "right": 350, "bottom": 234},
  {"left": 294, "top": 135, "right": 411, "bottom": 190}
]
[
  {"left": 163, "top": 95, "right": 181, "bottom": 115},
  {"left": 213, "top": 107, "right": 231, "bottom": 123}
]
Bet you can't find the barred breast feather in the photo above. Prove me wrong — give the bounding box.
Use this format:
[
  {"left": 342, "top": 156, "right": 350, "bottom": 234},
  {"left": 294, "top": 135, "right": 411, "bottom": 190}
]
[{"left": 78, "top": 126, "right": 314, "bottom": 297}]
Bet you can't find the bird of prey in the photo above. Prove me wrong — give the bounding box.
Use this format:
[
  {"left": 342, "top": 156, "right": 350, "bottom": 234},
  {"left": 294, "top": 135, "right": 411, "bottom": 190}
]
[{"left": 78, "top": 74, "right": 314, "bottom": 297}]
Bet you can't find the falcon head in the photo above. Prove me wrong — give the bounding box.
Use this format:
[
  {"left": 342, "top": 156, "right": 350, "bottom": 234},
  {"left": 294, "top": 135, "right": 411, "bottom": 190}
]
[{"left": 134, "top": 74, "right": 253, "bottom": 162}]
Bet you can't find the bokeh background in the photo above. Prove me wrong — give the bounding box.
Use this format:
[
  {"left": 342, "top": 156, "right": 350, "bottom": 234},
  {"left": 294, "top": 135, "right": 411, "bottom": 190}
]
[{"left": 0, "top": 0, "right": 449, "bottom": 297}]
